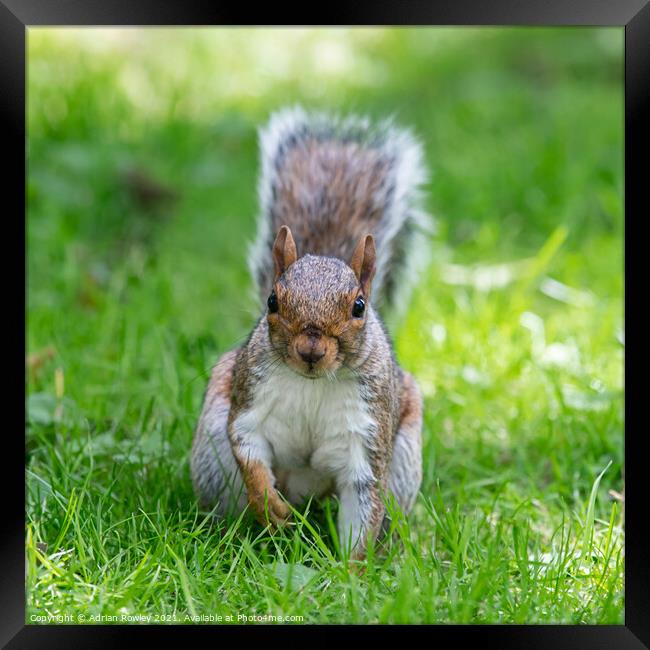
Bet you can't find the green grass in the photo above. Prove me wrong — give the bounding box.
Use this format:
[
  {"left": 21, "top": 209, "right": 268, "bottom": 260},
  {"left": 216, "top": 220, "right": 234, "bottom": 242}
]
[{"left": 26, "top": 27, "right": 624, "bottom": 624}]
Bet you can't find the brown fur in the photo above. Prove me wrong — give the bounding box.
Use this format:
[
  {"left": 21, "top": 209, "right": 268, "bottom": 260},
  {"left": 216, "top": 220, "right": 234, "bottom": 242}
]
[
  {"left": 399, "top": 371, "right": 423, "bottom": 431},
  {"left": 234, "top": 457, "right": 291, "bottom": 528},
  {"left": 271, "top": 140, "right": 391, "bottom": 264},
  {"left": 272, "top": 225, "right": 297, "bottom": 279},
  {"left": 349, "top": 234, "right": 377, "bottom": 299},
  {"left": 206, "top": 350, "right": 237, "bottom": 403}
]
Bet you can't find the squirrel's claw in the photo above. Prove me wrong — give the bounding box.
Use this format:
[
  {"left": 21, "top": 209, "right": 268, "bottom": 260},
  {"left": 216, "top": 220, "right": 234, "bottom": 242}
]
[
  {"left": 267, "top": 499, "right": 292, "bottom": 529},
  {"left": 250, "top": 489, "right": 293, "bottom": 529}
]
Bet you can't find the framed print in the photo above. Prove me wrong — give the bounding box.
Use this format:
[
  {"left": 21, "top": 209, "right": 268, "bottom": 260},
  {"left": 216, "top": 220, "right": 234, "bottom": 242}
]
[{"left": 5, "top": 0, "right": 649, "bottom": 646}]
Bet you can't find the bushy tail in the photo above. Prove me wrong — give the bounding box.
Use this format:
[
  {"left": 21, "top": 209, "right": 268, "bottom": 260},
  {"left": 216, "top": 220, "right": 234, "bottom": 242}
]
[{"left": 249, "top": 105, "right": 432, "bottom": 314}]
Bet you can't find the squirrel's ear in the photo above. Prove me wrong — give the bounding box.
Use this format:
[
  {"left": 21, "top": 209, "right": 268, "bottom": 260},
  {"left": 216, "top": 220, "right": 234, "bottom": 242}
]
[
  {"left": 272, "top": 225, "right": 298, "bottom": 279},
  {"left": 350, "top": 234, "right": 376, "bottom": 297}
]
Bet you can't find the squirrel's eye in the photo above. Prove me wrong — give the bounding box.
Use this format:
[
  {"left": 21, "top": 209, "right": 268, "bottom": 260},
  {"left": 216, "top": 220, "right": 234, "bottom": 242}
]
[
  {"left": 267, "top": 291, "right": 279, "bottom": 314},
  {"left": 352, "top": 296, "right": 365, "bottom": 318}
]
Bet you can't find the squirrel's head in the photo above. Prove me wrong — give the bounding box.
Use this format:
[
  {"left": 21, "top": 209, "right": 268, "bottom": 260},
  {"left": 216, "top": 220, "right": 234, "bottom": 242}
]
[{"left": 265, "top": 225, "right": 376, "bottom": 379}]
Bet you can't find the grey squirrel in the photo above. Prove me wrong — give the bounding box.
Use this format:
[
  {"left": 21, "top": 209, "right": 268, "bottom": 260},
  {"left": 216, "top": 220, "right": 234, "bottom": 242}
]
[{"left": 191, "top": 106, "right": 430, "bottom": 563}]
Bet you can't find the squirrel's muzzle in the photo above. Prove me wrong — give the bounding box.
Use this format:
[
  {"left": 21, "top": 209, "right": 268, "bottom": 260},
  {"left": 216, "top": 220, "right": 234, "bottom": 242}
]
[
  {"left": 298, "top": 346, "right": 326, "bottom": 365},
  {"left": 295, "top": 333, "right": 327, "bottom": 365}
]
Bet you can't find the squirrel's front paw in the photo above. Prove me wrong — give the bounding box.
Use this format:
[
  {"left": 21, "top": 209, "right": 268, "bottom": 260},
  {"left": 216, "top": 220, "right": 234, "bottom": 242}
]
[
  {"left": 347, "top": 559, "right": 367, "bottom": 577},
  {"left": 347, "top": 548, "right": 368, "bottom": 576},
  {"left": 249, "top": 489, "right": 292, "bottom": 529}
]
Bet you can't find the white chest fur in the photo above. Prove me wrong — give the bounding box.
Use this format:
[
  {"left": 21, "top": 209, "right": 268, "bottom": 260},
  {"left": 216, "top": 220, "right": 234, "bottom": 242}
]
[{"left": 234, "top": 364, "right": 376, "bottom": 494}]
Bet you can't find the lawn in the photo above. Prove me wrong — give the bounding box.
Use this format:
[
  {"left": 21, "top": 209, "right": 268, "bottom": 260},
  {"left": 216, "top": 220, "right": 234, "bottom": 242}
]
[{"left": 26, "top": 27, "right": 624, "bottom": 624}]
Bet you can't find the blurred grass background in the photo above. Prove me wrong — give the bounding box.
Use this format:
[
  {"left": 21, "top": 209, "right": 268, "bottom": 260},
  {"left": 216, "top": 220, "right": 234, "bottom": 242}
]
[{"left": 26, "top": 28, "right": 624, "bottom": 624}]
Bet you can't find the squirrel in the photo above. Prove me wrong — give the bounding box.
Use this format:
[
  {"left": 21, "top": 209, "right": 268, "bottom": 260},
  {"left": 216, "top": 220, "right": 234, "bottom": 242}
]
[{"left": 191, "top": 106, "right": 430, "bottom": 562}]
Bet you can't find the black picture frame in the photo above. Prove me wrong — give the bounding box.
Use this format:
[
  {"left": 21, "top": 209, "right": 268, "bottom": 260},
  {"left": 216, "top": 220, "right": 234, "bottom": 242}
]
[{"left": 6, "top": 1, "right": 648, "bottom": 646}]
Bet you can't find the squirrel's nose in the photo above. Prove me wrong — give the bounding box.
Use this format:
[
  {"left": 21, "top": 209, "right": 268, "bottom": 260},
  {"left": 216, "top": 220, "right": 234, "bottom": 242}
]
[
  {"left": 295, "top": 330, "right": 327, "bottom": 365},
  {"left": 298, "top": 347, "right": 325, "bottom": 364}
]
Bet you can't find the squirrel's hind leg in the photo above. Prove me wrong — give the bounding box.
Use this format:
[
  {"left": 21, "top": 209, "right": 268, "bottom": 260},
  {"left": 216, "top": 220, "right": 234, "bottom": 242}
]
[
  {"left": 383, "top": 371, "right": 423, "bottom": 533},
  {"left": 191, "top": 350, "right": 247, "bottom": 518}
]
